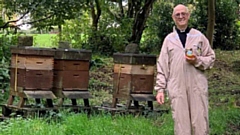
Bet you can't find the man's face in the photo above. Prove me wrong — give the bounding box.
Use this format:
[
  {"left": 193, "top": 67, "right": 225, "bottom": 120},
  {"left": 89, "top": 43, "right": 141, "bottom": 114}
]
[{"left": 172, "top": 5, "right": 190, "bottom": 29}]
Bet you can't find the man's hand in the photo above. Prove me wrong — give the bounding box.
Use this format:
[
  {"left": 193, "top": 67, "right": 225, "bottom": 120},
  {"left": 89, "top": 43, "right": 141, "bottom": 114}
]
[
  {"left": 156, "top": 91, "right": 165, "bottom": 105},
  {"left": 186, "top": 55, "right": 197, "bottom": 65}
]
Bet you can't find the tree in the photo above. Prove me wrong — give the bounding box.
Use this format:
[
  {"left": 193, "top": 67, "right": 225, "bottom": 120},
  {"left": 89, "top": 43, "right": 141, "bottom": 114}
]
[
  {"left": 142, "top": 1, "right": 174, "bottom": 53},
  {"left": 129, "top": 0, "right": 156, "bottom": 44},
  {"left": 90, "top": 0, "right": 101, "bottom": 30},
  {"left": 2, "top": 0, "right": 87, "bottom": 31},
  {"left": 206, "top": 0, "right": 215, "bottom": 47},
  {"left": 82, "top": 0, "right": 157, "bottom": 54},
  {"left": 1, "top": 0, "right": 158, "bottom": 55}
]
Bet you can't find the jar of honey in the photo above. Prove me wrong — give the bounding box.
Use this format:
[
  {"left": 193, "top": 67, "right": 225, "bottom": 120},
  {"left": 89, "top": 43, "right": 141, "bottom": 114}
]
[{"left": 185, "top": 48, "right": 195, "bottom": 58}]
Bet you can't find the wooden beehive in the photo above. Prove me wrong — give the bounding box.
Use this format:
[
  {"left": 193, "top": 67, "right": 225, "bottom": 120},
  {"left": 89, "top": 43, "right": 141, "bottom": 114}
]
[
  {"left": 53, "top": 49, "right": 92, "bottom": 99},
  {"left": 9, "top": 46, "right": 55, "bottom": 98},
  {"left": 112, "top": 53, "right": 157, "bottom": 108}
]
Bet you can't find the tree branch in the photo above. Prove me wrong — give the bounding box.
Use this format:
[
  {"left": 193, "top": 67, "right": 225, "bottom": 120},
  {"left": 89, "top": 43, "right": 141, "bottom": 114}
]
[
  {"left": 0, "top": 0, "right": 46, "bottom": 29},
  {"left": 16, "top": 14, "right": 54, "bottom": 27},
  {"left": 0, "top": 11, "right": 30, "bottom": 29}
]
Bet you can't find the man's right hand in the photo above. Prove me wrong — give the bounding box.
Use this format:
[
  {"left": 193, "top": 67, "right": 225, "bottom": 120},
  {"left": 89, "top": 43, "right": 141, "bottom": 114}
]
[{"left": 156, "top": 91, "right": 165, "bottom": 105}]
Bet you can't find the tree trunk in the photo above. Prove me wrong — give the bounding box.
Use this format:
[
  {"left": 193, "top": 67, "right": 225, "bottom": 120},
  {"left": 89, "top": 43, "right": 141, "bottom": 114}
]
[
  {"left": 118, "top": 0, "right": 124, "bottom": 18},
  {"left": 206, "top": 0, "right": 215, "bottom": 48},
  {"left": 91, "top": 0, "right": 101, "bottom": 30},
  {"left": 129, "top": 0, "right": 156, "bottom": 44}
]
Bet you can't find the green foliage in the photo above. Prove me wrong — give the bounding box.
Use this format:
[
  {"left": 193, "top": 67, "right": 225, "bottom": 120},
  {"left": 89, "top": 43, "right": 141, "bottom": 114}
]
[
  {"left": 142, "top": 1, "right": 174, "bottom": 54},
  {"left": 89, "top": 57, "right": 105, "bottom": 69},
  {"left": 97, "top": 17, "right": 132, "bottom": 54},
  {"left": 86, "top": 31, "right": 116, "bottom": 56},
  {"left": 3, "top": 0, "right": 133, "bottom": 55},
  {"left": 0, "top": 58, "right": 9, "bottom": 102},
  {"left": 60, "top": 12, "right": 132, "bottom": 56},
  {"left": 209, "top": 108, "right": 240, "bottom": 134},
  {"left": 191, "top": 0, "right": 240, "bottom": 50},
  {"left": 189, "top": 0, "right": 208, "bottom": 32},
  {"left": 88, "top": 55, "right": 113, "bottom": 98},
  {"left": 214, "top": 0, "right": 240, "bottom": 50},
  {"left": 0, "top": 34, "right": 18, "bottom": 103},
  {"left": 0, "top": 108, "right": 239, "bottom": 135},
  {"left": 2, "top": 0, "right": 240, "bottom": 53},
  {"left": 0, "top": 113, "right": 164, "bottom": 135},
  {"left": 0, "top": 116, "right": 65, "bottom": 135},
  {"left": 59, "top": 13, "right": 90, "bottom": 49},
  {"left": 143, "top": 0, "right": 240, "bottom": 52},
  {"left": 154, "top": 113, "right": 174, "bottom": 134},
  {"left": 4, "top": 0, "right": 87, "bottom": 30},
  {"left": 0, "top": 17, "right": 4, "bottom": 26}
]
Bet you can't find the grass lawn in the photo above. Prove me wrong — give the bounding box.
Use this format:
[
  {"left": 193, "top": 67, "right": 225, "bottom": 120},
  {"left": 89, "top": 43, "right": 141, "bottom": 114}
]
[
  {"left": 0, "top": 113, "right": 171, "bottom": 135},
  {"left": 32, "top": 34, "right": 57, "bottom": 48},
  {"left": 0, "top": 107, "right": 239, "bottom": 135}
]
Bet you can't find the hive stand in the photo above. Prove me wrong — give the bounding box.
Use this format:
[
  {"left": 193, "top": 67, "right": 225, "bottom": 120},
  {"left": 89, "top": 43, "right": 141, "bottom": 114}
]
[
  {"left": 6, "top": 46, "right": 56, "bottom": 112},
  {"left": 52, "top": 49, "right": 92, "bottom": 108},
  {"left": 112, "top": 53, "right": 157, "bottom": 110}
]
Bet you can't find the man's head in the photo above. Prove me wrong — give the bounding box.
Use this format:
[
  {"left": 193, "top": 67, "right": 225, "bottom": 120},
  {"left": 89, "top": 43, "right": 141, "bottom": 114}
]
[{"left": 172, "top": 4, "right": 190, "bottom": 30}]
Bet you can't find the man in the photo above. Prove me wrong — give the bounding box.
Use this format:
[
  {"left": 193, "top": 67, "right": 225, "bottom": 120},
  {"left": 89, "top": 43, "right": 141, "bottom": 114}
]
[{"left": 155, "top": 4, "right": 215, "bottom": 135}]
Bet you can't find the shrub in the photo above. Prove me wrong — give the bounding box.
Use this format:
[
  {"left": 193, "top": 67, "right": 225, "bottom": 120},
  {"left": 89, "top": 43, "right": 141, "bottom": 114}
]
[{"left": 0, "top": 34, "right": 18, "bottom": 103}]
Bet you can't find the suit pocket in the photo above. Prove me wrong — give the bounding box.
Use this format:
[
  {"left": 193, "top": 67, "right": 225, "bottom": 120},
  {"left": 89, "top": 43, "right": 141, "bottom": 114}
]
[
  {"left": 192, "top": 41, "right": 203, "bottom": 56},
  {"left": 167, "top": 78, "right": 180, "bottom": 99}
]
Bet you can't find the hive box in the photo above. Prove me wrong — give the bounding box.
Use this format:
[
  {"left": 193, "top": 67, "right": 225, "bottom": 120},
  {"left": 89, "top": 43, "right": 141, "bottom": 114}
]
[
  {"left": 52, "top": 49, "right": 92, "bottom": 99},
  {"left": 112, "top": 53, "right": 157, "bottom": 108},
  {"left": 10, "top": 46, "right": 55, "bottom": 99}
]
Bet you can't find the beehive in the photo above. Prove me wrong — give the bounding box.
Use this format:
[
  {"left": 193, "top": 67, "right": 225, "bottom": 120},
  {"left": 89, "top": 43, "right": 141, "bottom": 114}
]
[
  {"left": 53, "top": 49, "right": 92, "bottom": 100},
  {"left": 112, "top": 53, "right": 157, "bottom": 108},
  {"left": 9, "top": 46, "right": 56, "bottom": 107}
]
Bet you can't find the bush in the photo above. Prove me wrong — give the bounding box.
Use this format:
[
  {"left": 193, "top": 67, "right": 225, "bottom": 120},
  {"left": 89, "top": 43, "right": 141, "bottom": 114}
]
[
  {"left": 0, "top": 34, "right": 18, "bottom": 103},
  {"left": 214, "top": 0, "right": 240, "bottom": 50},
  {"left": 191, "top": 0, "right": 240, "bottom": 50},
  {"left": 141, "top": 1, "right": 174, "bottom": 54}
]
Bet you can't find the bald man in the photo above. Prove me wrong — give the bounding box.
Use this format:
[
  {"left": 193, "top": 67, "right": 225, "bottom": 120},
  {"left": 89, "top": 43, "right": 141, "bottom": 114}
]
[{"left": 155, "top": 4, "right": 215, "bottom": 135}]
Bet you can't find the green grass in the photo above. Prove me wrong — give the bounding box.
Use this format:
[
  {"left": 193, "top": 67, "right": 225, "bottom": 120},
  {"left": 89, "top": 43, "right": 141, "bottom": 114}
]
[
  {"left": 32, "top": 34, "right": 57, "bottom": 48},
  {"left": 0, "top": 108, "right": 239, "bottom": 135},
  {"left": 209, "top": 107, "right": 240, "bottom": 134},
  {"left": 0, "top": 113, "right": 165, "bottom": 135},
  {"left": 31, "top": 33, "right": 86, "bottom": 48}
]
